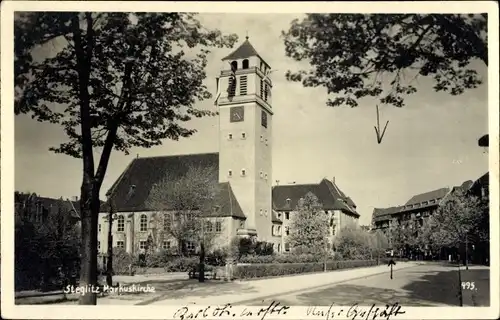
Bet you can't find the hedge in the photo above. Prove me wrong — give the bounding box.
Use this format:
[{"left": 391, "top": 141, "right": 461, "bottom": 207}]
[{"left": 233, "top": 259, "right": 377, "bottom": 279}]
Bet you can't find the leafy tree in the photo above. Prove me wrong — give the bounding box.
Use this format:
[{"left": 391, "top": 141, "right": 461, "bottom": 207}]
[
  {"left": 15, "top": 196, "right": 80, "bottom": 291},
  {"left": 368, "top": 229, "right": 390, "bottom": 261},
  {"left": 334, "top": 226, "right": 372, "bottom": 260},
  {"left": 424, "top": 189, "right": 485, "bottom": 266},
  {"left": 282, "top": 14, "right": 487, "bottom": 108},
  {"left": 288, "top": 192, "right": 329, "bottom": 257},
  {"left": 14, "top": 12, "right": 236, "bottom": 304},
  {"left": 146, "top": 165, "right": 222, "bottom": 282}
]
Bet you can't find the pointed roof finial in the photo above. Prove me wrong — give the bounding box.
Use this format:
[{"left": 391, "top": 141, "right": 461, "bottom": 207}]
[{"left": 246, "top": 30, "right": 249, "bottom": 40}]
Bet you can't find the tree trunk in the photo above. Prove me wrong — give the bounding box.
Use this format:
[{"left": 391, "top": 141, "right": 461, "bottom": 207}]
[
  {"left": 78, "top": 185, "right": 99, "bottom": 305},
  {"left": 198, "top": 241, "right": 205, "bottom": 282}
]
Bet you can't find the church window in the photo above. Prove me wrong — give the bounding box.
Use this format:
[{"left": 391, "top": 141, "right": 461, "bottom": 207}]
[
  {"left": 228, "top": 170, "right": 232, "bottom": 177},
  {"left": 231, "top": 61, "right": 238, "bottom": 71},
  {"left": 242, "top": 59, "right": 249, "bottom": 69},
  {"left": 140, "top": 214, "right": 148, "bottom": 231},
  {"left": 205, "top": 221, "right": 213, "bottom": 233},
  {"left": 239, "top": 75, "right": 248, "bottom": 95},
  {"left": 241, "top": 169, "right": 246, "bottom": 176},
  {"left": 215, "top": 221, "right": 222, "bottom": 232},
  {"left": 228, "top": 133, "right": 232, "bottom": 140},
  {"left": 241, "top": 132, "right": 246, "bottom": 139},
  {"left": 117, "top": 215, "right": 125, "bottom": 232}
]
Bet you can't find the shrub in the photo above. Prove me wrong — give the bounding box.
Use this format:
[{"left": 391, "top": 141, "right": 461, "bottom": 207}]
[
  {"left": 113, "top": 248, "right": 137, "bottom": 275},
  {"left": 238, "top": 237, "right": 256, "bottom": 256},
  {"left": 164, "top": 256, "right": 199, "bottom": 272},
  {"left": 233, "top": 260, "right": 376, "bottom": 279},
  {"left": 254, "top": 241, "right": 274, "bottom": 256},
  {"left": 239, "top": 253, "right": 328, "bottom": 264},
  {"left": 206, "top": 248, "right": 228, "bottom": 266}
]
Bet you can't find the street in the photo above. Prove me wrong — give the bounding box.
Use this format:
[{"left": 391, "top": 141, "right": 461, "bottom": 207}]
[{"left": 236, "top": 264, "right": 490, "bottom": 307}]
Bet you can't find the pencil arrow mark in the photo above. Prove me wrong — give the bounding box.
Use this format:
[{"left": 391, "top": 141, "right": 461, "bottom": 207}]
[{"left": 374, "top": 105, "right": 390, "bottom": 144}]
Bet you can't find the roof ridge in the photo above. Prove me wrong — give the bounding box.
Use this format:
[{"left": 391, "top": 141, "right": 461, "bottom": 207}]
[{"left": 135, "top": 152, "right": 219, "bottom": 160}]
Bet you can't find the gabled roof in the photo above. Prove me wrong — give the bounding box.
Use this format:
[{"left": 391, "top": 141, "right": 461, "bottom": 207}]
[
  {"left": 272, "top": 178, "right": 359, "bottom": 216},
  {"left": 404, "top": 188, "right": 450, "bottom": 206},
  {"left": 103, "top": 153, "right": 245, "bottom": 219},
  {"left": 222, "top": 38, "right": 270, "bottom": 67}
]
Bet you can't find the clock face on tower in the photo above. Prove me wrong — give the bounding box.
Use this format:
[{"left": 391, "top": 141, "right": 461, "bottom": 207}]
[{"left": 230, "top": 106, "right": 244, "bottom": 122}]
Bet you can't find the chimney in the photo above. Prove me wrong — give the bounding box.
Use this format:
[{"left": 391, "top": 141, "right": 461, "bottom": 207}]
[{"left": 73, "top": 196, "right": 78, "bottom": 202}]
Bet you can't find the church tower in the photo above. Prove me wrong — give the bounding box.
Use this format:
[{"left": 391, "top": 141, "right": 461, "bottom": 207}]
[{"left": 216, "top": 37, "right": 273, "bottom": 241}]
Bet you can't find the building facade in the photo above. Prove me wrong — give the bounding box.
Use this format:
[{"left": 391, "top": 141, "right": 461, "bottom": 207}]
[{"left": 97, "top": 38, "right": 359, "bottom": 257}]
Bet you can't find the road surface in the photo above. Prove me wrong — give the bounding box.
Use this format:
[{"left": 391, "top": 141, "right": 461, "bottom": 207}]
[{"left": 237, "top": 264, "right": 489, "bottom": 307}]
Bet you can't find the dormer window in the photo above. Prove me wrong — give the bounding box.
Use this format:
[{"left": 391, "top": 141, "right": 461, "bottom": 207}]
[
  {"left": 242, "top": 59, "right": 249, "bottom": 69},
  {"left": 286, "top": 198, "right": 291, "bottom": 205}
]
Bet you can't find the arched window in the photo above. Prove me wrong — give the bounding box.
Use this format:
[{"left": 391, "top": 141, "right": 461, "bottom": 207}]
[
  {"left": 231, "top": 61, "right": 238, "bottom": 71},
  {"left": 117, "top": 215, "right": 125, "bottom": 232},
  {"left": 242, "top": 59, "right": 249, "bottom": 69},
  {"left": 140, "top": 214, "right": 148, "bottom": 231},
  {"left": 205, "top": 221, "right": 213, "bottom": 233}
]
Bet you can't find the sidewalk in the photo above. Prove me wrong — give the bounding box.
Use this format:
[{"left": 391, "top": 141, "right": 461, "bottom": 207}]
[
  {"left": 143, "top": 261, "right": 422, "bottom": 305},
  {"left": 459, "top": 265, "right": 490, "bottom": 306}
]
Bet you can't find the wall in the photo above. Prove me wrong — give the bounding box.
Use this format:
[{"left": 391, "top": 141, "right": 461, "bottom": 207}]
[{"left": 98, "top": 211, "right": 241, "bottom": 255}]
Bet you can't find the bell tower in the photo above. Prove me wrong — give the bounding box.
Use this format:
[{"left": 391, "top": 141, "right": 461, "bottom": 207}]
[{"left": 216, "top": 37, "right": 273, "bottom": 241}]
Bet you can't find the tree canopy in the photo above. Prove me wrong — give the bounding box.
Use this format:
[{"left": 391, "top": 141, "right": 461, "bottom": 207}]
[
  {"left": 420, "top": 188, "right": 486, "bottom": 249},
  {"left": 288, "top": 192, "right": 329, "bottom": 255},
  {"left": 282, "top": 14, "right": 487, "bottom": 108},
  {"left": 14, "top": 12, "right": 237, "bottom": 304}
]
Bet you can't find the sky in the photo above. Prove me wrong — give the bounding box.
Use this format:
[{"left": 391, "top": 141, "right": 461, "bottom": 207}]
[{"left": 14, "top": 13, "right": 489, "bottom": 226}]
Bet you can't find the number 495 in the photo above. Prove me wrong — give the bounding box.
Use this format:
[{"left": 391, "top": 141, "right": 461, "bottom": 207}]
[{"left": 461, "top": 281, "right": 475, "bottom": 290}]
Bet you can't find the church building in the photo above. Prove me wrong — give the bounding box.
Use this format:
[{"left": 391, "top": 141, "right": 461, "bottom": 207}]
[{"left": 97, "top": 38, "right": 359, "bottom": 257}]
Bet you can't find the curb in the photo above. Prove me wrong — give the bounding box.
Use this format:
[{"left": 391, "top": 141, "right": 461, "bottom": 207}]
[{"left": 136, "top": 262, "right": 423, "bottom": 306}]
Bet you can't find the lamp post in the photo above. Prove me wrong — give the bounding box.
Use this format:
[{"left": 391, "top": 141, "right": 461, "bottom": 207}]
[{"left": 106, "top": 201, "right": 118, "bottom": 287}]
